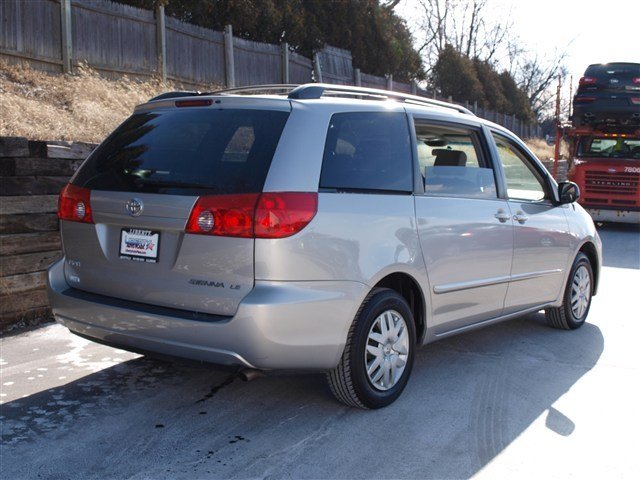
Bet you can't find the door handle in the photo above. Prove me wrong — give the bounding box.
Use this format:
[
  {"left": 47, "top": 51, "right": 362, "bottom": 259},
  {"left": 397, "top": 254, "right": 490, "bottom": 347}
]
[
  {"left": 494, "top": 209, "right": 510, "bottom": 223},
  {"left": 513, "top": 211, "right": 529, "bottom": 224}
]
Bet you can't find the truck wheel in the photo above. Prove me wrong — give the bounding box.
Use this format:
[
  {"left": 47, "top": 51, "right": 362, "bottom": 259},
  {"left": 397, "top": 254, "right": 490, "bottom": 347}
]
[
  {"left": 326, "top": 288, "right": 416, "bottom": 409},
  {"left": 546, "top": 253, "right": 593, "bottom": 330}
]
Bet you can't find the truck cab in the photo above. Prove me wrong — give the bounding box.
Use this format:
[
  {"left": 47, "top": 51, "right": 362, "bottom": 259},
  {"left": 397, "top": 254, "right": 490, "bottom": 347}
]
[{"left": 567, "top": 129, "right": 640, "bottom": 223}]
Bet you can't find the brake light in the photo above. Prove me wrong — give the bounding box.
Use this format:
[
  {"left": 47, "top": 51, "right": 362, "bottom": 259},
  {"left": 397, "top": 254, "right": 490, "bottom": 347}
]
[
  {"left": 185, "top": 192, "right": 317, "bottom": 238},
  {"left": 633, "top": 78, "right": 640, "bottom": 84},
  {"left": 579, "top": 76, "right": 597, "bottom": 86},
  {"left": 58, "top": 184, "right": 93, "bottom": 223},
  {"left": 186, "top": 194, "right": 259, "bottom": 238},
  {"left": 574, "top": 96, "right": 596, "bottom": 103},
  {"left": 254, "top": 192, "right": 318, "bottom": 239},
  {"left": 175, "top": 99, "right": 213, "bottom": 107},
  {"left": 631, "top": 97, "right": 640, "bottom": 105}
]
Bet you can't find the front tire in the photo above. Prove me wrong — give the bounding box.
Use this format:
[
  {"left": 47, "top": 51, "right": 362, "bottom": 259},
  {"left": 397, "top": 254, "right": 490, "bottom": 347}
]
[
  {"left": 546, "top": 252, "right": 593, "bottom": 330},
  {"left": 326, "top": 288, "right": 416, "bottom": 409}
]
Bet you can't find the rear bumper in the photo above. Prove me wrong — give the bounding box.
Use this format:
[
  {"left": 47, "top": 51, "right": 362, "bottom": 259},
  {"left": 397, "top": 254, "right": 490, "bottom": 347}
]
[
  {"left": 47, "top": 258, "right": 367, "bottom": 370},
  {"left": 584, "top": 207, "right": 640, "bottom": 224}
]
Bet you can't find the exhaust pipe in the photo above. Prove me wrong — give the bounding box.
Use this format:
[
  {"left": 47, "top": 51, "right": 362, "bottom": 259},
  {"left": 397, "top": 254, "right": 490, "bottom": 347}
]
[{"left": 238, "top": 368, "right": 264, "bottom": 382}]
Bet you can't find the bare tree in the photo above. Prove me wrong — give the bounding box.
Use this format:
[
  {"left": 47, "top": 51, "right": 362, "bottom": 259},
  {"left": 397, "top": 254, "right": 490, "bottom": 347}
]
[
  {"left": 414, "top": 0, "right": 513, "bottom": 71},
  {"left": 382, "top": 0, "right": 403, "bottom": 9},
  {"left": 515, "top": 50, "right": 568, "bottom": 120}
]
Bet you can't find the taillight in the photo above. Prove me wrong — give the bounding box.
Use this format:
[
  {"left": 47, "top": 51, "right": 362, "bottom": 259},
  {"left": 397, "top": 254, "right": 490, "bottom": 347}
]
[
  {"left": 574, "top": 96, "right": 596, "bottom": 103},
  {"left": 630, "top": 97, "right": 640, "bottom": 105},
  {"left": 58, "top": 184, "right": 93, "bottom": 223},
  {"left": 633, "top": 77, "right": 640, "bottom": 84},
  {"left": 579, "top": 76, "right": 597, "bottom": 86},
  {"left": 185, "top": 192, "right": 318, "bottom": 239},
  {"left": 254, "top": 192, "right": 317, "bottom": 239},
  {"left": 185, "top": 194, "right": 259, "bottom": 238}
]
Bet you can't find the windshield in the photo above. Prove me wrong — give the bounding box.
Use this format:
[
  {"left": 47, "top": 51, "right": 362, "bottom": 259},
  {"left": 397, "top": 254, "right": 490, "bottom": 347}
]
[
  {"left": 577, "top": 137, "right": 640, "bottom": 159},
  {"left": 72, "top": 108, "right": 290, "bottom": 195}
]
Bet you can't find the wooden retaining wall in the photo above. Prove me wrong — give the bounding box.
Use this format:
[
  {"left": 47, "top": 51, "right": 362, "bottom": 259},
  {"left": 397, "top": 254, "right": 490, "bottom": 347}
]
[{"left": 0, "top": 136, "right": 95, "bottom": 329}]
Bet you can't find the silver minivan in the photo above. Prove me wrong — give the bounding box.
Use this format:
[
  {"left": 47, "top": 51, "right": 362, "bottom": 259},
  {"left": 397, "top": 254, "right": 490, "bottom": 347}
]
[{"left": 47, "top": 84, "right": 602, "bottom": 408}]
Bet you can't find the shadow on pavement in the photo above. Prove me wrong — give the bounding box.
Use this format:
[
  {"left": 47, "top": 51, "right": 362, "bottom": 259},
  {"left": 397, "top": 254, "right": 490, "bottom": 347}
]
[{"left": 1, "top": 313, "right": 603, "bottom": 479}]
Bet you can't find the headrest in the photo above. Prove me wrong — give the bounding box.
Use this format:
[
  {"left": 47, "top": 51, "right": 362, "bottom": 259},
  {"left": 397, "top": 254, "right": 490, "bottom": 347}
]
[{"left": 432, "top": 149, "right": 467, "bottom": 167}]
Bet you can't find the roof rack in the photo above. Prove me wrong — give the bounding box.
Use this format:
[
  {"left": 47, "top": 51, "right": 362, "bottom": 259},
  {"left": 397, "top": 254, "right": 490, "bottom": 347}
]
[
  {"left": 208, "top": 84, "right": 300, "bottom": 96},
  {"left": 147, "top": 83, "right": 474, "bottom": 116},
  {"left": 288, "top": 84, "right": 474, "bottom": 116}
]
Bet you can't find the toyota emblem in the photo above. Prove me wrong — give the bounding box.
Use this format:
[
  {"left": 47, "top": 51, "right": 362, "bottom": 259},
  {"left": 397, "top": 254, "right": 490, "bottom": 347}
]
[{"left": 125, "top": 198, "right": 143, "bottom": 217}]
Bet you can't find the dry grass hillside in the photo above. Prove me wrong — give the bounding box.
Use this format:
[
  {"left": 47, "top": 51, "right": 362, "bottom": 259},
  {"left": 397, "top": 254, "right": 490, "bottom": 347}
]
[
  {"left": 0, "top": 61, "right": 218, "bottom": 143},
  {"left": 1, "top": 61, "right": 563, "bottom": 157},
  {"left": 526, "top": 137, "right": 569, "bottom": 161}
]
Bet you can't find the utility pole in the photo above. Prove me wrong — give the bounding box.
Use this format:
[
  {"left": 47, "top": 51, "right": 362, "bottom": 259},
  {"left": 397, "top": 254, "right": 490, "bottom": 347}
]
[{"left": 553, "top": 76, "right": 562, "bottom": 179}]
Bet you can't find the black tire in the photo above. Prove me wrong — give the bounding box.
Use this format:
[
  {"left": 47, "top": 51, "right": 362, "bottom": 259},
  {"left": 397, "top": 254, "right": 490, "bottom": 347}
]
[
  {"left": 546, "top": 252, "right": 593, "bottom": 330},
  {"left": 326, "top": 288, "right": 416, "bottom": 409}
]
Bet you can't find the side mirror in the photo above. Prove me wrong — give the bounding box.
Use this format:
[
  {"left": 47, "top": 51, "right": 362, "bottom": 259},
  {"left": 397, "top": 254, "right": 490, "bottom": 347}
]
[{"left": 558, "top": 181, "right": 580, "bottom": 204}]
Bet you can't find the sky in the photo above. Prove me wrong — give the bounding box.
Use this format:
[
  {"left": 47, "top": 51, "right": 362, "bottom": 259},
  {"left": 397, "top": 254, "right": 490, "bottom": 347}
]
[{"left": 396, "top": 0, "right": 640, "bottom": 82}]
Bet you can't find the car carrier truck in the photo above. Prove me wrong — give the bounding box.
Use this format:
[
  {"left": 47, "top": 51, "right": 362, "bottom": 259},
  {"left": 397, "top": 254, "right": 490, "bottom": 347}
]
[{"left": 565, "top": 63, "right": 640, "bottom": 223}]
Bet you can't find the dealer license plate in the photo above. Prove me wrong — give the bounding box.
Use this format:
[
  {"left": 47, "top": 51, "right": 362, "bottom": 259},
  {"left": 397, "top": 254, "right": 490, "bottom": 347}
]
[{"left": 119, "top": 228, "right": 160, "bottom": 263}]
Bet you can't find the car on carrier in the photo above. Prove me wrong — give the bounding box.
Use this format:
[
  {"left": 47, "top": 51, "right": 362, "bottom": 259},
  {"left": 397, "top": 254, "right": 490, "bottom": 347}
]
[
  {"left": 47, "top": 84, "right": 602, "bottom": 408},
  {"left": 572, "top": 62, "right": 640, "bottom": 127}
]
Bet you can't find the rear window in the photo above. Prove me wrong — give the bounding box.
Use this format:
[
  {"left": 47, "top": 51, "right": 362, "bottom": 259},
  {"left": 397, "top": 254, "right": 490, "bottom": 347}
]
[
  {"left": 320, "top": 112, "right": 413, "bottom": 192},
  {"left": 72, "top": 109, "right": 290, "bottom": 195},
  {"left": 579, "top": 63, "right": 640, "bottom": 92},
  {"left": 578, "top": 136, "right": 640, "bottom": 158},
  {"left": 585, "top": 63, "right": 640, "bottom": 77}
]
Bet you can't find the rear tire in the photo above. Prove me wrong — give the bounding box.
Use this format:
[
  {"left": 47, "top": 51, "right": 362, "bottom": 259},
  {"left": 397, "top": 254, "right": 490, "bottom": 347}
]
[
  {"left": 546, "top": 253, "right": 593, "bottom": 330},
  {"left": 326, "top": 288, "right": 416, "bottom": 409}
]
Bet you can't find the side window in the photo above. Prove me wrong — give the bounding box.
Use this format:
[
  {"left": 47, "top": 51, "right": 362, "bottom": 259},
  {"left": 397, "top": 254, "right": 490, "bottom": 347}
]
[
  {"left": 492, "top": 133, "right": 547, "bottom": 202},
  {"left": 414, "top": 122, "right": 497, "bottom": 199},
  {"left": 320, "top": 112, "right": 412, "bottom": 192}
]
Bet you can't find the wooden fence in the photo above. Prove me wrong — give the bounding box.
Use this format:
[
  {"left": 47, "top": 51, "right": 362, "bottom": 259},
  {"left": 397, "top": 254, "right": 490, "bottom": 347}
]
[
  {"left": 0, "top": 137, "right": 96, "bottom": 329},
  {"left": 0, "top": 0, "right": 541, "bottom": 137}
]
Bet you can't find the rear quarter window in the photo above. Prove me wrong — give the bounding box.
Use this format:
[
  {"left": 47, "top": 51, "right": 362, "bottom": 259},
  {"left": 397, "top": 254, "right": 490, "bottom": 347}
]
[
  {"left": 320, "top": 112, "right": 413, "bottom": 192},
  {"left": 72, "top": 109, "right": 290, "bottom": 195}
]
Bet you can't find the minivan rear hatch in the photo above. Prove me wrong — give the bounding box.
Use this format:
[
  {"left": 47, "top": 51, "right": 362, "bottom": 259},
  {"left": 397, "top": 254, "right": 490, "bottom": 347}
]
[{"left": 61, "top": 98, "right": 290, "bottom": 316}]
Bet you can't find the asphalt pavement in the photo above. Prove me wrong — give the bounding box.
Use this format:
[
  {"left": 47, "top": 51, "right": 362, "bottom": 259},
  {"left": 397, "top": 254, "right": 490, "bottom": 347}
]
[{"left": 1, "top": 223, "right": 639, "bottom": 479}]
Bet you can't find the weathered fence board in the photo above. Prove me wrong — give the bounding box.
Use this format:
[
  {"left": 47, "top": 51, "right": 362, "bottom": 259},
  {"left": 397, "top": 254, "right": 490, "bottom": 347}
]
[
  {"left": 234, "top": 37, "right": 282, "bottom": 86},
  {"left": 71, "top": 0, "right": 156, "bottom": 75},
  {"left": 289, "top": 51, "right": 312, "bottom": 84},
  {"left": 394, "top": 81, "right": 412, "bottom": 94},
  {"left": 0, "top": 157, "right": 83, "bottom": 176},
  {"left": 1, "top": 250, "right": 61, "bottom": 277},
  {"left": 0, "top": 195, "right": 58, "bottom": 215},
  {"left": 0, "top": 213, "right": 59, "bottom": 234},
  {"left": 1, "top": 176, "right": 70, "bottom": 196},
  {"left": 360, "top": 72, "right": 386, "bottom": 89},
  {"left": 165, "top": 16, "right": 225, "bottom": 86},
  {"left": 0, "top": 137, "right": 30, "bottom": 157},
  {"left": 0, "top": 137, "right": 96, "bottom": 328},
  {"left": 0, "top": 290, "right": 50, "bottom": 316},
  {"left": 0, "top": 0, "right": 62, "bottom": 66},
  {"left": 47, "top": 141, "right": 95, "bottom": 159},
  {"left": 0, "top": 231, "right": 61, "bottom": 256},
  {"left": 0, "top": 271, "right": 48, "bottom": 295},
  {"left": 316, "top": 45, "right": 353, "bottom": 85}
]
